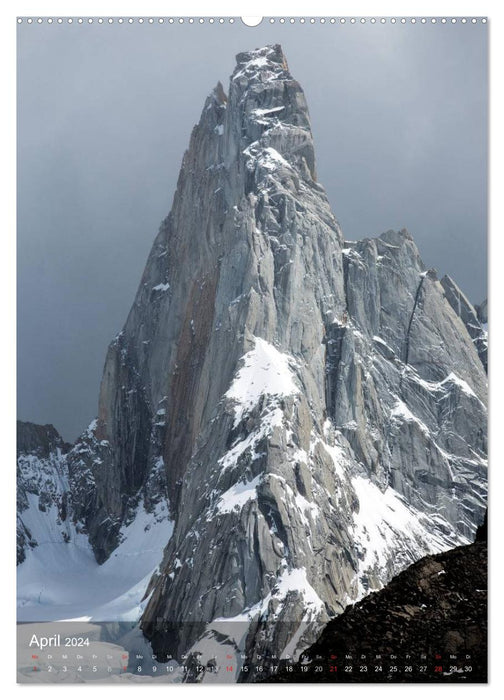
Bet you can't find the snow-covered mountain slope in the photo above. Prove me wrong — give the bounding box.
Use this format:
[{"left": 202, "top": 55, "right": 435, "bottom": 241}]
[
  {"left": 17, "top": 421, "right": 173, "bottom": 622},
  {"left": 17, "top": 44, "right": 488, "bottom": 676}
]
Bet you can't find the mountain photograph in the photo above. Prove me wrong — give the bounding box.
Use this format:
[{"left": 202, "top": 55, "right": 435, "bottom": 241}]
[{"left": 17, "top": 23, "right": 488, "bottom": 684}]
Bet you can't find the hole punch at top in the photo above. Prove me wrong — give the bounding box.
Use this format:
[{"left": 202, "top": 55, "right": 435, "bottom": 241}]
[{"left": 241, "top": 16, "right": 263, "bottom": 27}]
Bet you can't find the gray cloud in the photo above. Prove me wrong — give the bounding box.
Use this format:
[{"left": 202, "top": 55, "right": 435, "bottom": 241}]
[{"left": 17, "top": 20, "right": 488, "bottom": 441}]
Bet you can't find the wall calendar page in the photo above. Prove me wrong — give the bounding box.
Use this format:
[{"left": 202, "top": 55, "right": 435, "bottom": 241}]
[{"left": 16, "top": 13, "right": 488, "bottom": 684}]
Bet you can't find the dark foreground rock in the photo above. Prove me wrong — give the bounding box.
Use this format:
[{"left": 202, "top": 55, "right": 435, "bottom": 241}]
[{"left": 266, "top": 533, "right": 487, "bottom": 683}]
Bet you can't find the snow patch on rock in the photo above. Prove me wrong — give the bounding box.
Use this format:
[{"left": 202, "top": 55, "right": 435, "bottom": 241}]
[
  {"left": 351, "top": 475, "right": 464, "bottom": 599},
  {"left": 225, "top": 337, "right": 299, "bottom": 427},
  {"left": 216, "top": 474, "right": 262, "bottom": 514}
]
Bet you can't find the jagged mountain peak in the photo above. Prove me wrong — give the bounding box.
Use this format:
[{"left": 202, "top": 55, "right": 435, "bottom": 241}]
[
  {"left": 213, "top": 80, "right": 227, "bottom": 103},
  {"left": 136, "top": 50, "right": 485, "bottom": 668},
  {"left": 379, "top": 227, "right": 414, "bottom": 243},
  {"left": 441, "top": 273, "right": 476, "bottom": 314},
  {"left": 233, "top": 44, "right": 291, "bottom": 82},
  {"left": 202, "top": 80, "right": 227, "bottom": 115},
  {"left": 225, "top": 45, "right": 316, "bottom": 182}
]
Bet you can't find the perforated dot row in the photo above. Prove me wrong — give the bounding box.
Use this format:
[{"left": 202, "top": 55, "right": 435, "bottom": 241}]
[
  {"left": 17, "top": 17, "right": 236, "bottom": 24},
  {"left": 269, "top": 17, "right": 485, "bottom": 24},
  {"left": 17, "top": 16, "right": 488, "bottom": 25}
]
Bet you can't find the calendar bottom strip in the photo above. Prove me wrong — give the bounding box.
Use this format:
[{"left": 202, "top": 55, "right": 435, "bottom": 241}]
[{"left": 17, "top": 620, "right": 486, "bottom": 683}]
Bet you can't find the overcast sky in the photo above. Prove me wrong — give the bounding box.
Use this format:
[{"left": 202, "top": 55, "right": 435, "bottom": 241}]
[{"left": 17, "top": 19, "right": 488, "bottom": 441}]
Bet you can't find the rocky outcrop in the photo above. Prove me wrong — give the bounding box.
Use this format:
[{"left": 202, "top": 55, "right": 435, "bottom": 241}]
[
  {"left": 17, "top": 45, "right": 488, "bottom": 674},
  {"left": 268, "top": 530, "right": 487, "bottom": 683},
  {"left": 475, "top": 298, "right": 488, "bottom": 325},
  {"left": 440, "top": 275, "right": 487, "bottom": 371},
  {"left": 63, "top": 417, "right": 169, "bottom": 564},
  {"left": 17, "top": 422, "right": 72, "bottom": 564},
  {"left": 338, "top": 241, "right": 487, "bottom": 552},
  {"left": 17, "top": 420, "right": 70, "bottom": 458}
]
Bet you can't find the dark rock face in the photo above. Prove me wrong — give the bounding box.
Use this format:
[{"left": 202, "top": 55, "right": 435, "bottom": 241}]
[
  {"left": 267, "top": 535, "right": 487, "bottom": 683},
  {"left": 17, "top": 422, "right": 72, "bottom": 564},
  {"left": 475, "top": 298, "right": 488, "bottom": 325},
  {"left": 17, "top": 45, "right": 488, "bottom": 672},
  {"left": 64, "top": 421, "right": 117, "bottom": 563},
  {"left": 63, "top": 417, "right": 170, "bottom": 564},
  {"left": 17, "top": 420, "right": 70, "bottom": 458},
  {"left": 475, "top": 510, "right": 488, "bottom": 542}
]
